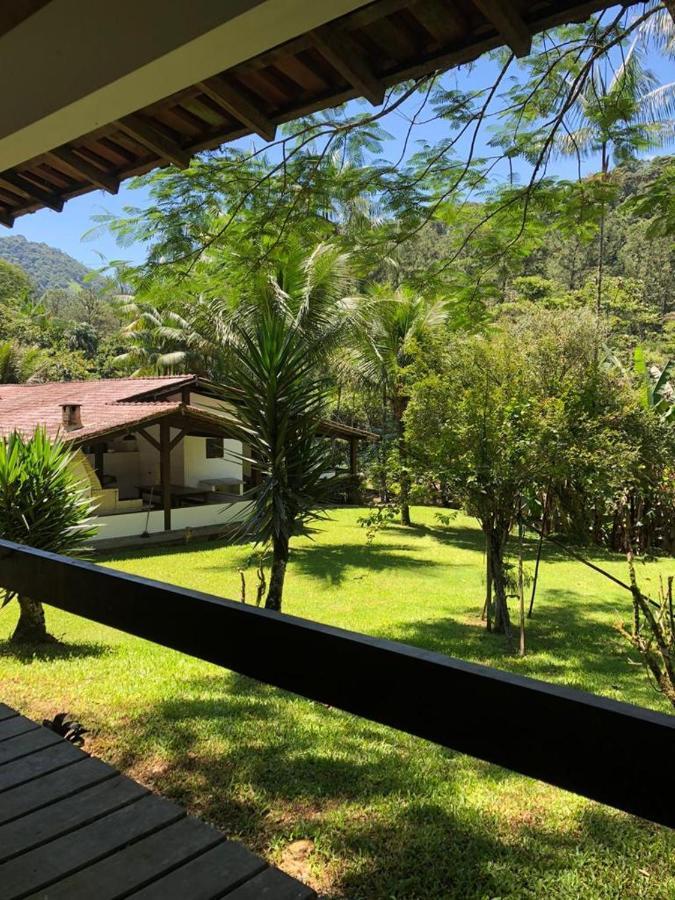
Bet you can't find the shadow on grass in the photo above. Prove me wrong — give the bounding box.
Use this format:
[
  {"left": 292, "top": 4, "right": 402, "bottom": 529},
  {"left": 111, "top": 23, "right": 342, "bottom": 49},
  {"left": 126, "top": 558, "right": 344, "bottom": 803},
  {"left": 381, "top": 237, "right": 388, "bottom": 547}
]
[
  {"left": 106, "top": 669, "right": 671, "bottom": 899},
  {"left": 0, "top": 638, "right": 110, "bottom": 663},
  {"left": 380, "top": 588, "right": 654, "bottom": 706},
  {"left": 288, "top": 542, "right": 443, "bottom": 586}
]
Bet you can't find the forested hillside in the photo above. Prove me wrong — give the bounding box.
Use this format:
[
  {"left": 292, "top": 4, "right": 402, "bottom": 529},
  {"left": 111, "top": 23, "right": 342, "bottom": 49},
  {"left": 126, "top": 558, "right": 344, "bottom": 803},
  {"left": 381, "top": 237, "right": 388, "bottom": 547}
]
[{"left": 0, "top": 234, "right": 89, "bottom": 291}]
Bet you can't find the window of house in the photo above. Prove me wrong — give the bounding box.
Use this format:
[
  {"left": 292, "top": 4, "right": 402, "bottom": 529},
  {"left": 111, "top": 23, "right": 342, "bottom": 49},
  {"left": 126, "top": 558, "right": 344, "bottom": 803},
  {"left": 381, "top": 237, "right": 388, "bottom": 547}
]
[{"left": 206, "top": 437, "right": 224, "bottom": 459}]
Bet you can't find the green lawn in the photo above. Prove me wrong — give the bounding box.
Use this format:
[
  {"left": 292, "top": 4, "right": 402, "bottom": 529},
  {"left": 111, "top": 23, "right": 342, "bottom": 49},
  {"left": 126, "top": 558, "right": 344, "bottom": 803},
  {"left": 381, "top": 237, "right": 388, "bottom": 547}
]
[{"left": 1, "top": 507, "right": 673, "bottom": 898}]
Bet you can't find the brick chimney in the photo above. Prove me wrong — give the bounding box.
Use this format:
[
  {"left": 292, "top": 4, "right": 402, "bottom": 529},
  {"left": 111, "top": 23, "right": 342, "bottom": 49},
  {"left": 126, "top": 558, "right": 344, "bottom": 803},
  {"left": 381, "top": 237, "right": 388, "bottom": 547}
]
[{"left": 61, "top": 402, "right": 83, "bottom": 430}]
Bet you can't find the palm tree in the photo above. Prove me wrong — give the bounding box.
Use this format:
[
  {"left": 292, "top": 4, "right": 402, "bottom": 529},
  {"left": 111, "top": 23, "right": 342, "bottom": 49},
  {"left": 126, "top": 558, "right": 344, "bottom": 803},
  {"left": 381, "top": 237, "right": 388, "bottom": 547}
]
[
  {"left": 557, "top": 38, "right": 675, "bottom": 314},
  {"left": 0, "top": 341, "right": 48, "bottom": 384},
  {"left": 216, "top": 243, "right": 354, "bottom": 611},
  {"left": 113, "top": 296, "right": 215, "bottom": 376},
  {"left": 350, "top": 284, "right": 447, "bottom": 526},
  {"left": 0, "top": 429, "right": 96, "bottom": 643}
]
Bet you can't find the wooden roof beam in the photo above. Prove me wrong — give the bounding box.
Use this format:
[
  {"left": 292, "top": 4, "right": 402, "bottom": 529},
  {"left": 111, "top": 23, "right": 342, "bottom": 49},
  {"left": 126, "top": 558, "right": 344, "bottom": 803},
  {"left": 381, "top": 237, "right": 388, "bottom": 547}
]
[
  {"left": 0, "top": 207, "right": 13, "bottom": 228},
  {"left": 116, "top": 115, "right": 190, "bottom": 169},
  {"left": 0, "top": 171, "right": 64, "bottom": 212},
  {"left": 47, "top": 147, "right": 119, "bottom": 194},
  {"left": 471, "top": 0, "right": 532, "bottom": 57},
  {"left": 198, "top": 77, "right": 277, "bottom": 142},
  {"left": 309, "top": 25, "right": 385, "bottom": 107}
]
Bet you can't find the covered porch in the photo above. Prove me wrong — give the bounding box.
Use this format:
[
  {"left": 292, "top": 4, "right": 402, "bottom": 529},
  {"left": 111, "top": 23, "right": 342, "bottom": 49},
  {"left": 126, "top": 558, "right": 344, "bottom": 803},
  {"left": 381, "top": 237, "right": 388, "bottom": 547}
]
[{"left": 69, "top": 404, "right": 250, "bottom": 544}]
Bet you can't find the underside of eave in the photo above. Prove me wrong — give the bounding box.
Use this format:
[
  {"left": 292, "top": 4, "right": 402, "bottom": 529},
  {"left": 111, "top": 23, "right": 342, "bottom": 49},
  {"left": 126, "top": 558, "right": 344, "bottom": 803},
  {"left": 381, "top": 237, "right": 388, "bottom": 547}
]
[{"left": 0, "top": 0, "right": 636, "bottom": 226}]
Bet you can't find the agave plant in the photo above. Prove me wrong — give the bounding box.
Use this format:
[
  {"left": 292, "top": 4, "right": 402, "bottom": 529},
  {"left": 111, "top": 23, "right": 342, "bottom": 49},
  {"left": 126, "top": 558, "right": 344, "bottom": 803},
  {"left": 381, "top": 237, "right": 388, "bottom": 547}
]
[
  {"left": 42, "top": 712, "right": 88, "bottom": 747},
  {"left": 0, "top": 428, "right": 97, "bottom": 643}
]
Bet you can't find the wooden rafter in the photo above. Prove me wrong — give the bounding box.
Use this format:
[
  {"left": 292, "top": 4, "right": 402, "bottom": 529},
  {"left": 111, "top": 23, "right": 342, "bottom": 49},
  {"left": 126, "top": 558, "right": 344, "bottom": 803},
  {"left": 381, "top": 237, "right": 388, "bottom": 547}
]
[
  {"left": 309, "top": 25, "right": 385, "bottom": 106},
  {"left": 116, "top": 115, "right": 190, "bottom": 169},
  {"left": 47, "top": 147, "right": 119, "bottom": 194},
  {"left": 198, "top": 77, "right": 277, "bottom": 141},
  {"left": 471, "top": 0, "right": 532, "bottom": 57},
  {"left": 0, "top": 1, "right": 52, "bottom": 39},
  {"left": 0, "top": 208, "right": 13, "bottom": 228},
  {"left": 136, "top": 428, "right": 161, "bottom": 452},
  {"left": 169, "top": 428, "right": 188, "bottom": 451},
  {"left": 0, "top": 172, "right": 64, "bottom": 213}
]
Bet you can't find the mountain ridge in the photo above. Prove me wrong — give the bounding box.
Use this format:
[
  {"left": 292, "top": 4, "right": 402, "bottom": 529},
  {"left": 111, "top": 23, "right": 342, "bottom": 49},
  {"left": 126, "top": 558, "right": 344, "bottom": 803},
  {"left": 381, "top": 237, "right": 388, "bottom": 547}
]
[{"left": 0, "top": 234, "right": 90, "bottom": 293}]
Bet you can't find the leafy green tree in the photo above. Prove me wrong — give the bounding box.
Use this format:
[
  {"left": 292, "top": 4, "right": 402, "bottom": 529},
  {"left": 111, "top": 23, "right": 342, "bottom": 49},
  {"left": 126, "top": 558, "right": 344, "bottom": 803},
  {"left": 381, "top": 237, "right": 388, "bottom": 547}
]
[
  {"left": 0, "top": 258, "right": 33, "bottom": 303},
  {"left": 0, "top": 429, "right": 96, "bottom": 643},
  {"left": 406, "top": 308, "right": 641, "bottom": 635}
]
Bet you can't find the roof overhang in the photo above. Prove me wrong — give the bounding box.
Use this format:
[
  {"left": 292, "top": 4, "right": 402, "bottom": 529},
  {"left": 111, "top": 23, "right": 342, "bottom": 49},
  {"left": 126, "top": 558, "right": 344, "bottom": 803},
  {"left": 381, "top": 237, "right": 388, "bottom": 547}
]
[
  {"left": 67, "top": 403, "right": 244, "bottom": 447},
  {"left": 0, "top": 0, "right": 639, "bottom": 225}
]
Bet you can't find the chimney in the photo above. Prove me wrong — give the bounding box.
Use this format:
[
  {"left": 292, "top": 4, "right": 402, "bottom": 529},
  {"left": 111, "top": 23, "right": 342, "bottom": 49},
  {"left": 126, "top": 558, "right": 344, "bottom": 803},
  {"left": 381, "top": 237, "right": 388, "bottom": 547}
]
[{"left": 61, "top": 403, "right": 83, "bottom": 431}]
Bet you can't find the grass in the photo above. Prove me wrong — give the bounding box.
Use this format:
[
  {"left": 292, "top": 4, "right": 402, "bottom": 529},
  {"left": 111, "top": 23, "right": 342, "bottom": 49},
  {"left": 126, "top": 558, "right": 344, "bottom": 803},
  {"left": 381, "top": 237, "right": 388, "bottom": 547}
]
[{"left": 1, "top": 507, "right": 673, "bottom": 898}]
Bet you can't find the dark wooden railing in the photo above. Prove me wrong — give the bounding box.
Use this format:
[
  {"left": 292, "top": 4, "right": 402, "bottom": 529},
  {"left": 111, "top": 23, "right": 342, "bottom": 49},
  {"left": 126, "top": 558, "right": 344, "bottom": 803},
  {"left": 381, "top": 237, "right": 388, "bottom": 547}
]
[{"left": 0, "top": 538, "right": 672, "bottom": 828}]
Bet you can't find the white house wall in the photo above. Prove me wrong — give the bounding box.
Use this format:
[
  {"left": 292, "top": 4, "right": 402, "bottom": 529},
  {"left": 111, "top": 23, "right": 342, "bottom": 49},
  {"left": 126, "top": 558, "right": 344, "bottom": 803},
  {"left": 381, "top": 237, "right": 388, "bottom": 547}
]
[
  {"left": 182, "top": 436, "right": 242, "bottom": 487},
  {"left": 91, "top": 499, "right": 249, "bottom": 542},
  {"left": 136, "top": 424, "right": 186, "bottom": 490}
]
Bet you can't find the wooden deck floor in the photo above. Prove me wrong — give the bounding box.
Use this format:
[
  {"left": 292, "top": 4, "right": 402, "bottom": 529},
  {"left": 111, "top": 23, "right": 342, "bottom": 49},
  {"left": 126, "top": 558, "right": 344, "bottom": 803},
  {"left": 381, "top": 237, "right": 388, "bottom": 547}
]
[{"left": 0, "top": 703, "right": 315, "bottom": 899}]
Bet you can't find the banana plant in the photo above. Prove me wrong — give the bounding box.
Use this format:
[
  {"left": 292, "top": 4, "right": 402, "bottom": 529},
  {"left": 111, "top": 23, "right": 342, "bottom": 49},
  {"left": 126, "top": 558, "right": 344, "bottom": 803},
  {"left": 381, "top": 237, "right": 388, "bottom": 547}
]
[{"left": 634, "top": 346, "right": 674, "bottom": 422}]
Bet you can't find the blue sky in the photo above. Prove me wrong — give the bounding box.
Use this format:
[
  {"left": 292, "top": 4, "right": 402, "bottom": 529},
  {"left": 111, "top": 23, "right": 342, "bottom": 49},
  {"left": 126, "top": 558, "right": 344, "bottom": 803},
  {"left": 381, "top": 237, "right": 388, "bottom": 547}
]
[{"left": 6, "top": 20, "right": 674, "bottom": 271}]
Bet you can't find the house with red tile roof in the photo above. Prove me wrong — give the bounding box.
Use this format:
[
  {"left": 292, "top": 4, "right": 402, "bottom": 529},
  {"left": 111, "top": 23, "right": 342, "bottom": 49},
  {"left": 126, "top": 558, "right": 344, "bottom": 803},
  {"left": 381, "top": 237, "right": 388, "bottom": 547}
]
[{"left": 0, "top": 375, "right": 375, "bottom": 546}]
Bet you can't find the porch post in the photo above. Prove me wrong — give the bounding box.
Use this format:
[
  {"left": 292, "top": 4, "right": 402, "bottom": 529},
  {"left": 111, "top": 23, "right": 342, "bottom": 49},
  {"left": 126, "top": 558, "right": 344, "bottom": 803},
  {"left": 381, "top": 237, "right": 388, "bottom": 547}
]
[
  {"left": 94, "top": 444, "right": 105, "bottom": 484},
  {"left": 160, "top": 420, "right": 171, "bottom": 531}
]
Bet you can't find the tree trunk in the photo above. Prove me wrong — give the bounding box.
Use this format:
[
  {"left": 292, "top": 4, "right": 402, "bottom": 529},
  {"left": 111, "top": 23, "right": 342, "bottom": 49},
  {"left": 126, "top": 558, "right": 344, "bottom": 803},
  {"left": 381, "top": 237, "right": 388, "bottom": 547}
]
[
  {"left": 10, "top": 595, "right": 51, "bottom": 644},
  {"left": 596, "top": 208, "right": 605, "bottom": 320},
  {"left": 393, "top": 395, "right": 411, "bottom": 527},
  {"left": 265, "top": 533, "right": 289, "bottom": 611},
  {"left": 482, "top": 541, "right": 493, "bottom": 632},
  {"left": 517, "top": 519, "right": 526, "bottom": 657},
  {"left": 487, "top": 526, "right": 511, "bottom": 635},
  {"left": 596, "top": 143, "right": 609, "bottom": 320}
]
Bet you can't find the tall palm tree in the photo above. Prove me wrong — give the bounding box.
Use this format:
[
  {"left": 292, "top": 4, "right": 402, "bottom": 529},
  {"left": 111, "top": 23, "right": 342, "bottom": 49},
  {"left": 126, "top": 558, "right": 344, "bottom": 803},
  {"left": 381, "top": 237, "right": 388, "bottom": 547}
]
[
  {"left": 557, "top": 38, "right": 675, "bottom": 314},
  {"left": 351, "top": 285, "right": 447, "bottom": 526},
  {"left": 215, "top": 243, "right": 354, "bottom": 611}
]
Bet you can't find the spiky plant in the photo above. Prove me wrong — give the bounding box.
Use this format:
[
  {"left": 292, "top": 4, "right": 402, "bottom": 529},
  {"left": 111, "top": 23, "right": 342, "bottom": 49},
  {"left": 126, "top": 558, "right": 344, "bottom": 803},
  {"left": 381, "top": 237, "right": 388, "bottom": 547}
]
[
  {"left": 218, "top": 243, "right": 354, "bottom": 611},
  {"left": 0, "top": 429, "right": 96, "bottom": 643}
]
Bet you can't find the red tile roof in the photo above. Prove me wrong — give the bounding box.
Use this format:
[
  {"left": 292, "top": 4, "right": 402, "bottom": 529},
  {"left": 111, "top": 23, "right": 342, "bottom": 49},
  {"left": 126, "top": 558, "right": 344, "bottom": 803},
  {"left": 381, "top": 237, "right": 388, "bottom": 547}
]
[{"left": 0, "top": 376, "right": 196, "bottom": 443}]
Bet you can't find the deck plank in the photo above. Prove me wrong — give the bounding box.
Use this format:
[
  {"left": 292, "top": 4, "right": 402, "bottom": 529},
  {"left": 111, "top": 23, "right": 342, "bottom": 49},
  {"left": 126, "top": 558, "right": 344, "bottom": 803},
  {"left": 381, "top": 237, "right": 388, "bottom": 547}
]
[
  {"left": 128, "top": 840, "right": 267, "bottom": 900},
  {"left": 0, "top": 716, "right": 39, "bottom": 743},
  {"left": 0, "top": 741, "right": 84, "bottom": 792},
  {"left": 0, "top": 727, "right": 62, "bottom": 765},
  {"left": 0, "top": 703, "right": 19, "bottom": 721},
  {"left": 223, "top": 867, "right": 317, "bottom": 899},
  {"left": 0, "top": 757, "right": 116, "bottom": 825},
  {"left": 32, "top": 817, "right": 226, "bottom": 899},
  {"left": 0, "top": 703, "right": 315, "bottom": 899},
  {"left": 0, "top": 794, "right": 184, "bottom": 899},
  {"left": 0, "top": 774, "right": 148, "bottom": 864}
]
